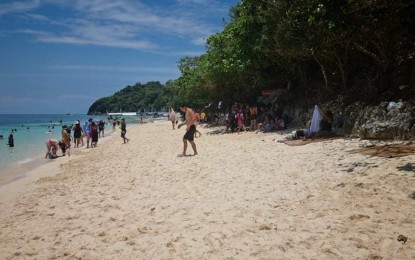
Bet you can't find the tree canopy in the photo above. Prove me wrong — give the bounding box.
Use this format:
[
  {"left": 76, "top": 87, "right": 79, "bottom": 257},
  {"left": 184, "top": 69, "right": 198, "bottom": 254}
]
[{"left": 88, "top": 0, "right": 415, "bottom": 114}]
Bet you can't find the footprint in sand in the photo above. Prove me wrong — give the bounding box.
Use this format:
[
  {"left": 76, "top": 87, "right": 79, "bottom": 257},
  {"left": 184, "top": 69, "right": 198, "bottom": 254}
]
[{"left": 349, "top": 214, "right": 370, "bottom": 222}]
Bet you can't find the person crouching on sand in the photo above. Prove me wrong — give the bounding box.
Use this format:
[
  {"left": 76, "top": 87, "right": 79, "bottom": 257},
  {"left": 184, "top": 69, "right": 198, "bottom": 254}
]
[
  {"left": 45, "top": 138, "right": 64, "bottom": 159},
  {"left": 178, "top": 104, "right": 198, "bottom": 156}
]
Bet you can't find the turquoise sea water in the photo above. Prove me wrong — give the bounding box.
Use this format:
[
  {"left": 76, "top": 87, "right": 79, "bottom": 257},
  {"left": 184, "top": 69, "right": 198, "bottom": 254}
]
[{"left": 0, "top": 114, "right": 139, "bottom": 173}]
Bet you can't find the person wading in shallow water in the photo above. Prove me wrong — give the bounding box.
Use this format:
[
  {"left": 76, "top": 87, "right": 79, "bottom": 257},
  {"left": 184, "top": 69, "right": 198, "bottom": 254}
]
[
  {"left": 178, "top": 104, "right": 198, "bottom": 157},
  {"left": 8, "top": 133, "right": 14, "bottom": 147}
]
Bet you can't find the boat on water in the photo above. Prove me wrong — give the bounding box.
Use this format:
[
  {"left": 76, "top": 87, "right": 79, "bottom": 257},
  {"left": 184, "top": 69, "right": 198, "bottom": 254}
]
[
  {"left": 106, "top": 111, "right": 168, "bottom": 118},
  {"left": 107, "top": 112, "right": 137, "bottom": 116}
]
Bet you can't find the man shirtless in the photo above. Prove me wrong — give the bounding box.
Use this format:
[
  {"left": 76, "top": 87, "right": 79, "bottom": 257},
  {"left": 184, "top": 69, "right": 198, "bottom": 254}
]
[{"left": 178, "top": 104, "right": 198, "bottom": 156}]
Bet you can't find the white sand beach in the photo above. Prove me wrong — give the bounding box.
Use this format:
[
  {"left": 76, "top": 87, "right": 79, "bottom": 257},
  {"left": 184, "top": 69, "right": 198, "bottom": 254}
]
[{"left": 0, "top": 121, "right": 414, "bottom": 259}]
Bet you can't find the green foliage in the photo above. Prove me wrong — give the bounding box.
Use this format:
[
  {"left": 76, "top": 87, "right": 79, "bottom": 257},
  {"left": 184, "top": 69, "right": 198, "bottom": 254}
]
[
  {"left": 89, "top": 0, "right": 415, "bottom": 114},
  {"left": 87, "top": 81, "right": 173, "bottom": 114}
]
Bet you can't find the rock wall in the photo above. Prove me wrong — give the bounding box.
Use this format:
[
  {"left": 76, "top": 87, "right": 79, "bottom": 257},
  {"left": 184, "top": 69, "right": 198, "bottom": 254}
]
[{"left": 286, "top": 101, "right": 415, "bottom": 140}]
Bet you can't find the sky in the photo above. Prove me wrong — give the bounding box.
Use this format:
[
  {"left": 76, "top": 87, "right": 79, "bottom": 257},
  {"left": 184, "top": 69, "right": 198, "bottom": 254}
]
[{"left": 0, "top": 0, "right": 239, "bottom": 114}]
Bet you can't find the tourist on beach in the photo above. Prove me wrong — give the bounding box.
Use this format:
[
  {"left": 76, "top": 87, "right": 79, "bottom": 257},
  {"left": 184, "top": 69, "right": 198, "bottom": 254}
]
[
  {"left": 83, "top": 118, "right": 93, "bottom": 148},
  {"left": 91, "top": 121, "right": 99, "bottom": 147},
  {"left": 169, "top": 108, "right": 177, "bottom": 129},
  {"left": 98, "top": 120, "right": 105, "bottom": 137},
  {"left": 120, "top": 118, "right": 130, "bottom": 144},
  {"left": 178, "top": 104, "right": 198, "bottom": 156},
  {"left": 72, "top": 121, "right": 83, "bottom": 147},
  {"left": 45, "top": 138, "right": 63, "bottom": 159},
  {"left": 8, "top": 134, "right": 14, "bottom": 147},
  {"left": 112, "top": 118, "right": 117, "bottom": 130},
  {"left": 193, "top": 110, "right": 202, "bottom": 138},
  {"left": 249, "top": 105, "right": 258, "bottom": 131},
  {"left": 319, "top": 108, "right": 334, "bottom": 133},
  {"left": 200, "top": 111, "right": 206, "bottom": 123},
  {"left": 237, "top": 110, "right": 245, "bottom": 134},
  {"left": 48, "top": 147, "right": 59, "bottom": 159},
  {"left": 61, "top": 125, "right": 71, "bottom": 156}
]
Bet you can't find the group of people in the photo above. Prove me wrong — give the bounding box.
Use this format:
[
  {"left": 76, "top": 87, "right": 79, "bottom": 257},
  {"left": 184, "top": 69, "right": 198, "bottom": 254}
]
[
  {"left": 45, "top": 103, "right": 336, "bottom": 161},
  {"left": 224, "top": 102, "right": 286, "bottom": 134},
  {"left": 45, "top": 118, "right": 122, "bottom": 160}
]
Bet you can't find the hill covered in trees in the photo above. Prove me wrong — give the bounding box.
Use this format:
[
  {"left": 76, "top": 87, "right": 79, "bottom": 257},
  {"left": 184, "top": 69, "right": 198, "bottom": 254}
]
[
  {"left": 88, "top": 0, "right": 415, "bottom": 115},
  {"left": 87, "top": 81, "right": 178, "bottom": 114}
]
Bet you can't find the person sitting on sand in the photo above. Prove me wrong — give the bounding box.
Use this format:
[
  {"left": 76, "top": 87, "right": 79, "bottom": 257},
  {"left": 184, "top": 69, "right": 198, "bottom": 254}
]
[
  {"left": 257, "top": 114, "right": 275, "bottom": 133},
  {"left": 275, "top": 117, "right": 286, "bottom": 130},
  {"left": 318, "top": 108, "right": 334, "bottom": 133}
]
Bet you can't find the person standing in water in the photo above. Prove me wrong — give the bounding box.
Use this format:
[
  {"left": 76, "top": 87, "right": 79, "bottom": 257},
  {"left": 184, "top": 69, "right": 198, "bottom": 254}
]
[{"left": 8, "top": 134, "right": 14, "bottom": 147}]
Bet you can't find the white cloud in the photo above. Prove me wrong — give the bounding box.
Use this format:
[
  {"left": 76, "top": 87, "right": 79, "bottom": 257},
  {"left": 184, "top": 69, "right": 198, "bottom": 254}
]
[
  {"left": 0, "top": 0, "right": 40, "bottom": 16},
  {"left": 10, "top": 0, "right": 230, "bottom": 52}
]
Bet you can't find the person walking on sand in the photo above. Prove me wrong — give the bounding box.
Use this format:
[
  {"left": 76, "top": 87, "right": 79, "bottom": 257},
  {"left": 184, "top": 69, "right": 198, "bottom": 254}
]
[
  {"left": 178, "top": 104, "right": 198, "bottom": 156},
  {"left": 169, "top": 108, "right": 177, "bottom": 129},
  {"left": 120, "top": 118, "right": 130, "bottom": 144}
]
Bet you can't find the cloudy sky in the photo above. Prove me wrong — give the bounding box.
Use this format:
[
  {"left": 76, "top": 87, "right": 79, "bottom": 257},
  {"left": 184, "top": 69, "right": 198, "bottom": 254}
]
[{"left": 0, "top": 0, "right": 239, "bottom": 114}]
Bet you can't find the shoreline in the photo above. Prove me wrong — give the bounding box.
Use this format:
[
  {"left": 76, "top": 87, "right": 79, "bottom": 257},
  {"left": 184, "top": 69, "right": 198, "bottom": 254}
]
[
  {"left": 0, "top": 127, "right": 120, "bottom": 199},
  {"left": 0, "top": 121, "right": 414, "bottom": 259},
  {"left": 0, "top": 125, "right": 123, "bottom": 186}
]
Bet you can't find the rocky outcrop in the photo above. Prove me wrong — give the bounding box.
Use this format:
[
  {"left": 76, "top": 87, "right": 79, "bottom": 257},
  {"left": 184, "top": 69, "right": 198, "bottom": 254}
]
[
  {"left": 347, "top": 101, "right": 415, "bottom": 140},
  {"left": 286, "top": 100, "right": 415, "bottom": 140}
]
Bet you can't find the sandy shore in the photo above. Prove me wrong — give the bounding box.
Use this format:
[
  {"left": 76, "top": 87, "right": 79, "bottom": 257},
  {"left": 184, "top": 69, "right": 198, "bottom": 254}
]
[{"left": 0, "top": 121, "right": 414, "bottom": 259}]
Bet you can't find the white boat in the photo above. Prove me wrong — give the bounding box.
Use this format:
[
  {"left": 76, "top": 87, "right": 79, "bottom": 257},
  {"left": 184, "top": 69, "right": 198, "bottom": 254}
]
[{"left": 107, "top": 112, "right": 137, "bottom": 116}]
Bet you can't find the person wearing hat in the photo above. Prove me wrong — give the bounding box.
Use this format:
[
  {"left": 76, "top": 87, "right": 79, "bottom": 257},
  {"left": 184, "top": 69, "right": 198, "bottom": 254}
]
[
  {"left": 120, "top": 118, "right": 130, "bottom": 144},
  {"left": 72, "top": 120, "right": 83, "bottom": 148}
]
